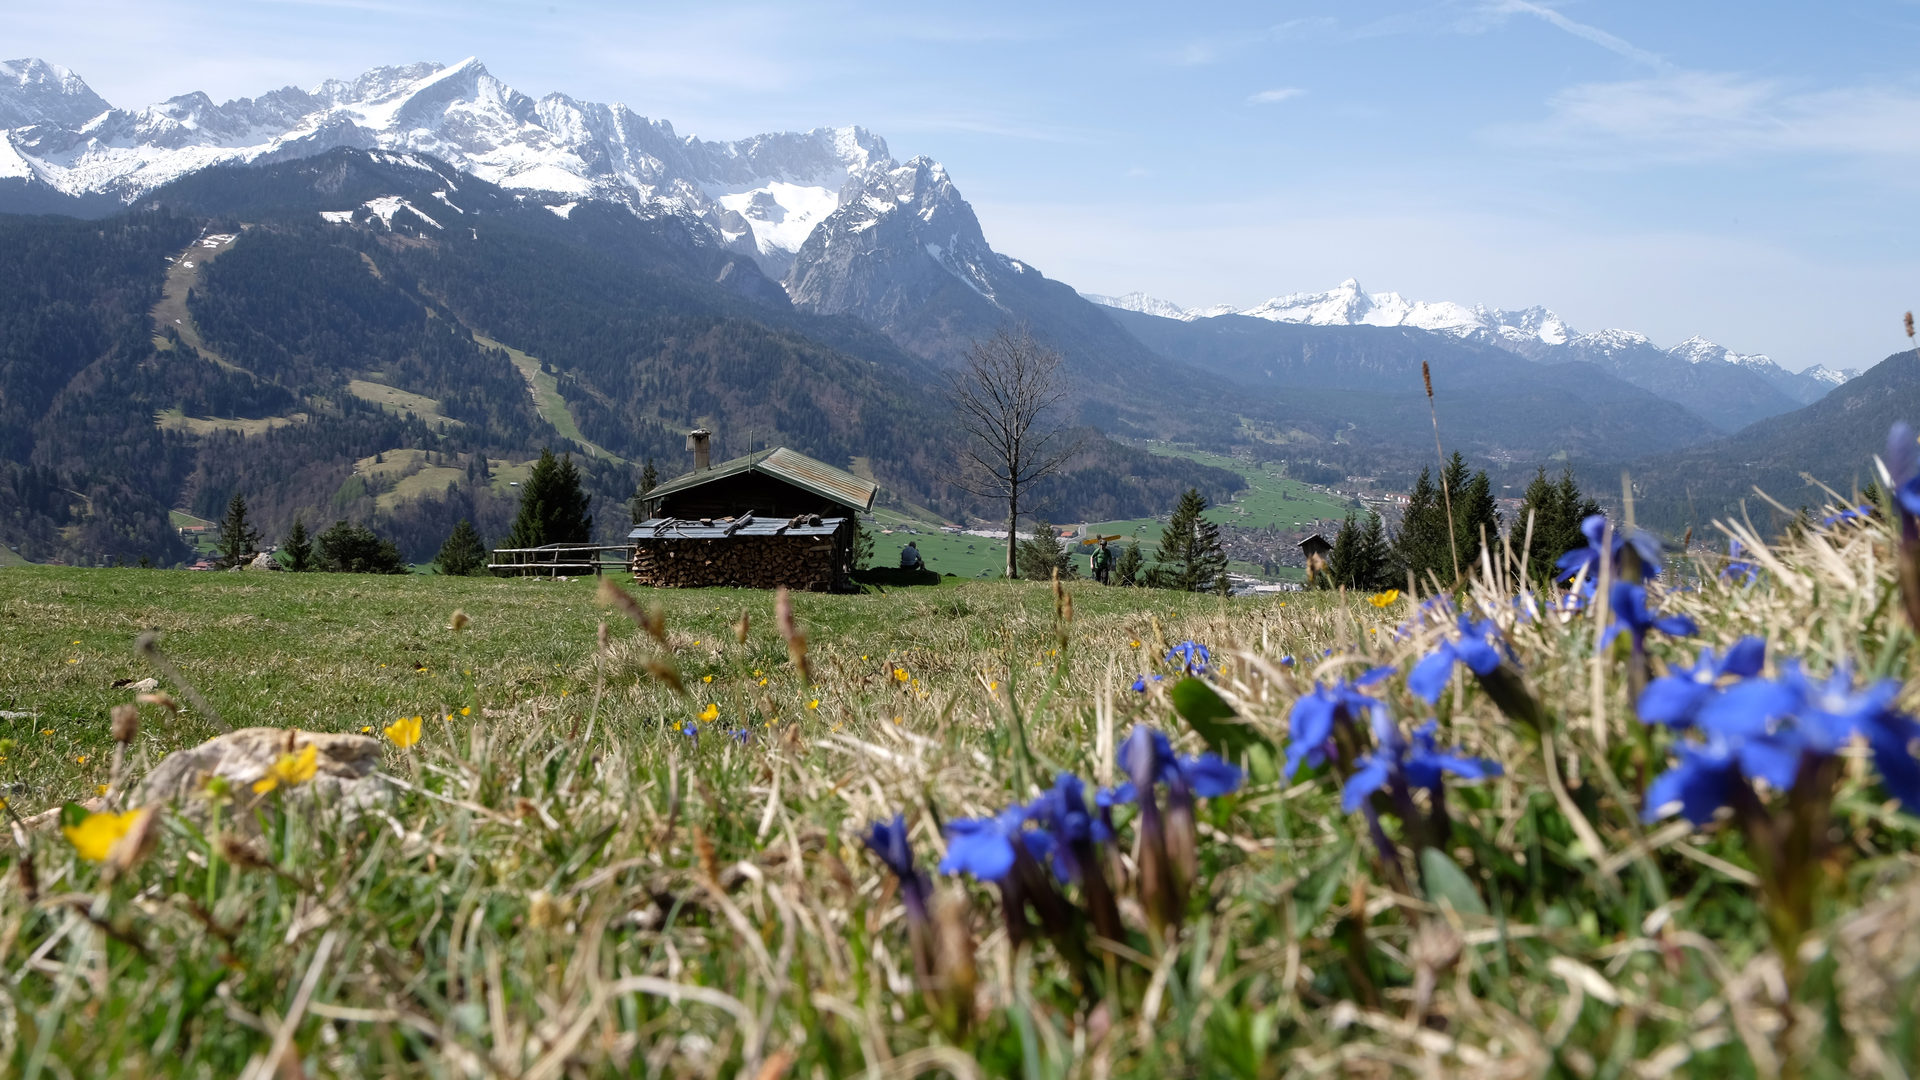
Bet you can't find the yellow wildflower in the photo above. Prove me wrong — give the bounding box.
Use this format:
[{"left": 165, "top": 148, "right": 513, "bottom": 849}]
[
  {"left": 807, "top": 699, "right": 821, "bottom": 710},
  {"left": 75, "top": 755, "right": 87, "bottom": 765},
  {"left": 1368, "top": 589, "right": 1401, "bottom": 609},
  {"left": 460, "top": 706, "right": 471, "bottom": 716},
  {"left": 69, "top": 640, "right": 79, "bottom": 645},
  {"left": 252, "top": 744, "right": 319, "bottom": 793},
  {"left": 384, "top": 715, "right": 423, "bottom": 749},
  {"left": 66, "top": 658, "right": 78, "bottom": 664},
  {"left": 893, "top": 668, "right": 909, "bottom": 682},
  {"left": 753, "top": 669, "right": 763, "bottom": 677},
  {"left": 40, "top": 729, "right": 52, "bottom": 736},
  {"left": 63, "top": 809, "right": 140, "bottom": 862},
  {"left": 698, "top": 703, "right": 719, "bottom": 722},
  {"left": 702, "top": 675, "right": 714, "bottom": 684},
  {"left": 96, "top": 784, "right": 108, "bottom": 796},
  {"left": 758, "top": 678, "right": 768, "bottom": 686},
  {"left": 1129, "top": 639, "right": 1141, "bottom": 648},
  {"left": 360, "top": 726, "right": 372, "bottom": 733}
]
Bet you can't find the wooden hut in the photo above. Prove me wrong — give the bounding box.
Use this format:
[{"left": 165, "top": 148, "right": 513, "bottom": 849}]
[
  {"left": 627, "top": 436, "right": 877, "bottom": 591},
  {"left": 1296, "top": 533, "right": 1333, "bottom": 564}
]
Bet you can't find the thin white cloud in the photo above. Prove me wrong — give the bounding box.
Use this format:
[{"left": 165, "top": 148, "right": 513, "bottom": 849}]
[
  {"left": 1480, "top": 0, "right": 1670, "bottom": 69},
  {"left": 1248, "top": 88, "right": 1304, "bottom": 104},
  {"left": 1493, "top": 71, "right": 1920, "bottom": 163}
]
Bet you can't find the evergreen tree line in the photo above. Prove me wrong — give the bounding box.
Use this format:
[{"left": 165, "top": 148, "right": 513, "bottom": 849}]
[
  {"left": 1017, "top": 487, "right": 1232, "bottom": 593},
  {"left": 213, "top": 446, "right": 596, "bottom": 577},
  {"left": 1318, "top": 458, "right": 1604, "bottom": 593}
]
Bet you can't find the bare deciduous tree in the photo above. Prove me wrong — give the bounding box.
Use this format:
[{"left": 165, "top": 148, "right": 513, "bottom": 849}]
[{"left": 946, "top": 325, "right": 1086, "bottom": 579}]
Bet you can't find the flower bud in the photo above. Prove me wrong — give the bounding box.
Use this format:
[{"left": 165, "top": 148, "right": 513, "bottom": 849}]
[{"left": 110, "top": 703, "right": 139, "bottom": 744}]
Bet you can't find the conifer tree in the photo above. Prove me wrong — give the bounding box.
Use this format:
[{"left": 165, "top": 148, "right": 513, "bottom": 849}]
[
  {"left": 507, "top": 448, "right": 593, "bottom": 548},
  {"left": 215, "top": 493, "right": 261, "bottom": 569},
  {"left": 641, "top": 457, "right": 658, "bottom": 494},
  {"left": 1150, "top": 488, "right": 1229, "bottom": 592},
  {"left": 435, "top": 519, "right": 487, "bottom": 576},
  {"left": 1326, "top": 510, "right": 1396, "bottom": 591},
  {"left": 1393, "top": 468, "right": 1451, "bottom": 588},
  {"left": 1516, "top": 466, "right": 1601, "bottom": 585},
  {"left": 282, "top": 517, "right": 313, "bottom": 572},
  {"left": 1396, "top": 454, "right": 1500, "bottom": 591},
  {"left": 1358, "top": 511, "right": 1394, "bottom": 589},
  {"left": 1017, "top": 522, "right": 1078, "bottom": 580},
  {"left": 1114, "top": 541, "right": 1144, "bottom": 587}
]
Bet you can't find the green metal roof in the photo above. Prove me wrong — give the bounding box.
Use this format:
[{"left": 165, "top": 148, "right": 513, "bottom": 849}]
[{"left": 645, "top": 447, "right": 877, "bottom": 512}]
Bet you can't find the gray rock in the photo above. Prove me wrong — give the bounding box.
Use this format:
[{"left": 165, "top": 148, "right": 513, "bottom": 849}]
[{"left": 134, "top": 727, "right": 388, "bottom": 826}]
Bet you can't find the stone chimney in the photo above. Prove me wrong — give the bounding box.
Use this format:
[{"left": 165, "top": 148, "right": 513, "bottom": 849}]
[{"left": 687, "top": 428, "right": 712, "bottom": 471}]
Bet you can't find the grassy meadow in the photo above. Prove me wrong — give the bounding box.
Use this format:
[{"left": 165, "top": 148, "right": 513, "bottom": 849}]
[{"left": 1, "top": 505, "right": 1918, "bottom": 1078}]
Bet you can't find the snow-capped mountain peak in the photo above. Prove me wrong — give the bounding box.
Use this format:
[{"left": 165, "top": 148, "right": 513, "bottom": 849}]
[
  {"left": 0, "top": 57, "right": 900, "bottom": 279},
  {"left": 1083, "top": 281, "right": 1855, "bottom": 405},
  {"left": 0, "top": 58, "right": 110, "bottom": 129}
]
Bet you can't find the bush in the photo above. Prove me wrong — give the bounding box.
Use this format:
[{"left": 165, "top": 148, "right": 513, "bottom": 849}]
[{"left": 315, "top": 519, "right": 407, "bottom": 574}]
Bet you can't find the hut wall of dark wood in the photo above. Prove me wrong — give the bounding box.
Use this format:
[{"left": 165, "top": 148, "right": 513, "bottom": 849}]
[{"left": 654, "top": 472, "right": 849, "bottom": 521}]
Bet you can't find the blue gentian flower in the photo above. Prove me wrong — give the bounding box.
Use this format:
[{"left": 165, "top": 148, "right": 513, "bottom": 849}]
[
  {"left": 1637, "top": 636, "right": 1766, "bottom": 728},
  {"left": 1279, "top": 655, "right": 1296, "bottom": 667},
  {"left": 1285, "top": 667, "right": 1392, "bottom": 778},
  {"left": 1409, "top": 615, "right": 1505, "bottom": 704},
  {"left": 1721, "top": 539, "right": 1759, "bottom": 587},
  {"left": 1165, "top": 641, "right": 1211, "bottom": 675},
  {"left": 865, "top": 814, "right": 932, "bottom": 920},
  {"left": 679, "top": 722, "right": 699, "bottom": 742},
  {"left": 1603, "top": 581, "right": 1697, "bottom": 650},
  {"left": 1108, "top": 726, "right": 1243, "bottom": 798},
  {"left": 729, "top": 727, "right": 752, "bottom": 744},
  {"left": 939, "top": 803, "right": 1040, "bottom": 882},
  {"left": 1557, "top": 513, "right": 1665, "bottom": 583},
  {"left": 1822, "top": 506, "right": 1872, "bottom": 527},
  {"left": 1026, "top": 774, "right": 1095, "bottom": 881},
  {"left": 1131, "top": 673, "right": 1164, "bottom": 693},
  {"left": 1645, "top": 662, "right": 1920, "bottom": 823},
  {"left": 1341, "top": 716, "right": 1501, "bottom": 813},
  {"left": 1890, "top": 422, "right": 1920, "bottom": 515},
  {"left": 1643, "top": 740, "right": 1740, "bottom": 826}
]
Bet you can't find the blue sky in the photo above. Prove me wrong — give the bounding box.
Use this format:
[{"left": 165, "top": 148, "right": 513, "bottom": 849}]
[{"left": 9, "top": 0, "right": 1920, "bottom": 371}]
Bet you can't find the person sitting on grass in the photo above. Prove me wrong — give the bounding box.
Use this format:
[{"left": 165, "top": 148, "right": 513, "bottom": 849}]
[{"left": 900, "top": 541, "right": 924, "bottom": 571}]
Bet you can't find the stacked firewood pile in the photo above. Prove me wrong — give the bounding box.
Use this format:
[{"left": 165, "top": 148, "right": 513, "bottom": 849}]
[{"left": 630, "top": 534, "right": 841, "bottom": 590}]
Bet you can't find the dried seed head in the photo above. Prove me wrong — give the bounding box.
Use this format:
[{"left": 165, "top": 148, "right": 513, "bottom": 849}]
[
  {"left": 217, "top": 831, "right": 272, "bottom": 872},
  {"left": 110, "top": 703, "right": 139, "bottom": 744},
  {"left": 774, "top": 586, "right": 811, "bottom": 684},
  {"left": 596, "top": 621, "right": 609, "bottom": 652},
  {"left": 774, "top": 586, "right": 797, "bottom": 641},
  {"left": 1907, "top": 311, "right": 1915, "bottom": 339},
  {"left": 137, "top": 691, "right": 178, "bottom": 714},
  {"left": 527, "top": 888, "right": 571, "bottom": 929},
  {"left": 642, "top": 656, "right": 685, "bottom": 695},
  {"left": 447, "top": 609, "right": 470, "bottom": 632},
  {"left": 692, "top": 825, "right": 721, "bottom": 884},
  {"left": 733, "top": 610, "right": 751, "bottom": 644},
  {"left": 1422, "top": 360, "right": 1434, "bottom": 398},
  {"left": 598, "top": 578, "right": 667, "bottom": 643}
]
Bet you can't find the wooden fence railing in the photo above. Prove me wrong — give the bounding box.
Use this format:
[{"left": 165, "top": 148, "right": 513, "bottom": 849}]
[{"left": 487, "top": 544, "right": 632, "bottom": 577}]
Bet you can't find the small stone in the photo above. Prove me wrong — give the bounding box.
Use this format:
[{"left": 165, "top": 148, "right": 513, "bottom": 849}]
[{"left": 134, "top": 727, "right": 388, "bottom": 828}]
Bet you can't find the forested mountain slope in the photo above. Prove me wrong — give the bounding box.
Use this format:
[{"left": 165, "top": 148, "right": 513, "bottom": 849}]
[
  {"left": 0, "top": 148, "right": 1241, "bottom": 565},
  {"left": 1620, "top": 347, "right": 1920, "bottom": 535}
]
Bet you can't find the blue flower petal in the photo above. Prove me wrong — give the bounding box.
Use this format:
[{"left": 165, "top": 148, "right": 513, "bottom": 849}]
[
  {"left": 1697, "top": 678, "right": 1800, "bottom": 740},
  {"left": 1341, "top": 755, "right": 1391, "bottom": 813},
  {"left": 1179, "top": 753, "right": 1244, "bottom": 798},
  {"left": 939, "top": 820, "right": 1016, "bottom": 880},
  {"left": 1719, "top": 637, "right": 1766, "bottom": 679},
  {"left": 1643, "top": 742, "right": 1737, "bottom": 825},
  {"left": 1638, "top": 677, "right": 1714, "bottom": 728},
  {"left": 1408, "top": 647, "right": 1457, "bottom": 704}
]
